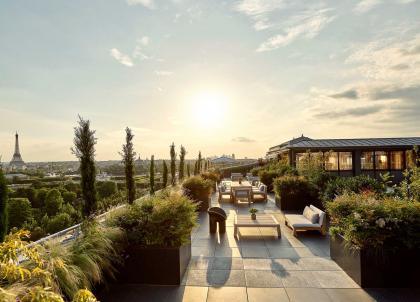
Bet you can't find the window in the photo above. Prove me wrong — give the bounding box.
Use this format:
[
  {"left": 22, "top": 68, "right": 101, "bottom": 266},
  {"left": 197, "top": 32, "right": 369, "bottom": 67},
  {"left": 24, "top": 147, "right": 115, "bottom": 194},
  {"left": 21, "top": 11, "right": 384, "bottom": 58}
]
[
  {"left": 361, "top": 151, "right": 374, "bottom": 170},
  {"left": 325, "top": 152, "right": 338, "bottom": 171},
  {"left": 390, "top": 151, "right": 403, "bottom": 170},
  {"left": 339, "top": 152, "right": 353, "bottom": 171},
  {"left": 295, "top": 153, "right": 306, "bottom": 170},
  {"left": 375, "top": 151, "right": 388, "bottom": 170}
]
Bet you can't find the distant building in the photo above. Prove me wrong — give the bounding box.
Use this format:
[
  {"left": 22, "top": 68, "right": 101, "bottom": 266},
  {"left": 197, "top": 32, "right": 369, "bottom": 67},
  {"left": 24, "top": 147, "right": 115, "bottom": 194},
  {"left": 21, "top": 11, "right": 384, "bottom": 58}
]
[
  {"left": 210, "top": 155, "right": 237, "bottom": 165},
  {"left": 9, "top": 132, "right": 26, "bottom": 170},
  {"left": 266, "top": 135, "right": 420, "bottom": 182}
]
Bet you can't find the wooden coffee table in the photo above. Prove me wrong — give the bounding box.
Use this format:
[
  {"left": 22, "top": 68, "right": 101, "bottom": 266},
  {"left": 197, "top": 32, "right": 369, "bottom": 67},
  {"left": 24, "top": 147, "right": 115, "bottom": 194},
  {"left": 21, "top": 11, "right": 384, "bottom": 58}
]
[{"left": 234, "top": 214, "right": 281, "bottom": 238}]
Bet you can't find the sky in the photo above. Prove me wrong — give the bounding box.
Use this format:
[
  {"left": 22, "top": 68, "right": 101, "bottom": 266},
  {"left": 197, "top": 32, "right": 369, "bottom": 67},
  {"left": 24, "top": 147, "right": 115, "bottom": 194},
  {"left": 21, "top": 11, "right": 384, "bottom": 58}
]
[{"left": 0, "top": 0, "right": 419, "bottom": 162}]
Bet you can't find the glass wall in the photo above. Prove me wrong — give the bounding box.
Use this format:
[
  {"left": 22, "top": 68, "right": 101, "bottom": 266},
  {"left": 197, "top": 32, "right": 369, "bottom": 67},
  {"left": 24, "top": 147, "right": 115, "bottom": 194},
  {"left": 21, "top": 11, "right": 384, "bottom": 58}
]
[
  {"left": 339, "top": 152, "right": 353, "bottom": 170},
  {"left": 325, "top": 152, "right": 338, "bottom": 171},
  {"left": 390, "top": 151, "right": 403, "bottom": 170},
  {"left": 295, "top": 153, "right": 306, "bottom": 170},
  {"left": 375, "top": 151, "right": 388, "bottom": 170},
  {"left": 361, "top": 151, "right": 374, "bottom": 170}
]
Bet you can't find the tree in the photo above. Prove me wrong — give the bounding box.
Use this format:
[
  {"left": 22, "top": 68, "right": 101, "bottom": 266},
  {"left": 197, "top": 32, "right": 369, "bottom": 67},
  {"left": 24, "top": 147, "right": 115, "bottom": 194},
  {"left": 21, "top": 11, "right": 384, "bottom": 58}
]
[
  {"left": 44, "top": 189, "right": 63, "bottom": 216},
  {"left": 0, "top": 169, "right": 8, "bottom": 241},
  {"left": 150, "top": 155, "right": 155, "bottom": 194},
  {"left": 162, "top": 160, "right": 168, "bottom": 188},
  {"left": 97, "top": 181, "right": 117, "bottom": 199},
  {"left": 62, "top": 191, "right": 77, "bottom": 204},
  {"left": 72, "top": 116, "right": 98, "bottom": 217},
  {"left": 198, "top": 151, "right": 202, "bottom": 173},
  {"left": 121, "top": 127, "right": 136, "bottom": 204},
  {"left": 187, "top": 163, "right": 191, "bottom": 177},
  {"left": 179, "top": 145, "right": 186, "bottom": 181},
  {"left": 170, "top": 142, "right": 176, "bottom": 186},
  {"left": 194, "top": 161, "right": 198, "bottom": 175},
  {"left": 8, "top": 198, "right": 32, "bottom": 229}
]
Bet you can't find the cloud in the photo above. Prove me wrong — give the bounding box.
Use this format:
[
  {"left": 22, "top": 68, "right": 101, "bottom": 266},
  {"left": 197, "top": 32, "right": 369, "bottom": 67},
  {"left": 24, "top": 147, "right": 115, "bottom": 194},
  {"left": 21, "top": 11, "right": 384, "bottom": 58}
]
[
  {"left": 329, "top": 89, "right": 359, "bottom": 99},
  {"left": 139, "top": 36, "right": 149, "bottom": 46},
  {"left": 126, "top": 0, "right": 155, "bottom": 9},
  {"left": 109, "top": 48, "right": 134, "bottom": 67},
  {"left": 234, "top": 0, "right": 286, "bottom": 16},
  {"left": 232, "top": 136, "right": 255, "bottom": 143},
  {"left": 256, "top": 8, "right": 335, "bottom": 51},
  {"left": 155, "top": 70, "right": 174, "bottom": 76},
  {"left": 371, "top": 84, "right": 420, "bottom": 101},
  {"left": 353, "top": 0, "right": 382, "bottom": 14},
  {"left": 313, "top": 105, "right": 383, "bottom": 119}
]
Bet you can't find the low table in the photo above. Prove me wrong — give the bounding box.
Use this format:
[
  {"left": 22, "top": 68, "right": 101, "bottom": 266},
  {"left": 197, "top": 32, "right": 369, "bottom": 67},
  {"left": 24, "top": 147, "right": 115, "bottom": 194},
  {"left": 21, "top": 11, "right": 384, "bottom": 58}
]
[{"left": 234, "top": 214, "right": 281, "bottom": 238}]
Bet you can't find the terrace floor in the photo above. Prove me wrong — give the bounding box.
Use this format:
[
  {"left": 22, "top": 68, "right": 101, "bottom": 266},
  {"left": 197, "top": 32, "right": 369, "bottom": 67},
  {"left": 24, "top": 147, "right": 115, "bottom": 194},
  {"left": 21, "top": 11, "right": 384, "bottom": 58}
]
[{"left": 100, "top": 193, "right": 419, "bottom": 302}]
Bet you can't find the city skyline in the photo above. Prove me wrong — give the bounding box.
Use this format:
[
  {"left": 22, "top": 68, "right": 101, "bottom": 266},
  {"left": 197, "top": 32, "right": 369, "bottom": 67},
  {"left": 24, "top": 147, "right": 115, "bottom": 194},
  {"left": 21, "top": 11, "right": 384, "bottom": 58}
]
[{"left": 1, "top": 0, "right": 420, "bottom": 161}]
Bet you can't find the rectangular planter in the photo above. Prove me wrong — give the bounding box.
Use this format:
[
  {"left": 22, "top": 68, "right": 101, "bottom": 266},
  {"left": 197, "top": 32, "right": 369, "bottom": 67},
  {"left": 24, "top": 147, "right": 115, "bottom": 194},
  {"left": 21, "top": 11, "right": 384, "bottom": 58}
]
[
  {"left": 117, "top": 242, "right": 191, "bottom": 285},
  {"left": 330, "top": 234, "right": 420, "bottom": 288},
  {"left": 275, "top": 195, "right": 323, "bottom": 212}
]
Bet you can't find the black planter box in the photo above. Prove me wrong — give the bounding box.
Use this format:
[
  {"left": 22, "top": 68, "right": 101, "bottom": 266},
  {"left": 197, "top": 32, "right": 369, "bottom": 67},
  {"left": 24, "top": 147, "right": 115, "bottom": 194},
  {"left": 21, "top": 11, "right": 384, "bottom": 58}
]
[
  {"left": 275, "top": 195, "right": 322, "bottom": 211},
  {"left": 116, "top": 242, "right": 191, "bottom": 285},
  {"left": 330, "top": 234, "right": 420, "bottom": 288}
]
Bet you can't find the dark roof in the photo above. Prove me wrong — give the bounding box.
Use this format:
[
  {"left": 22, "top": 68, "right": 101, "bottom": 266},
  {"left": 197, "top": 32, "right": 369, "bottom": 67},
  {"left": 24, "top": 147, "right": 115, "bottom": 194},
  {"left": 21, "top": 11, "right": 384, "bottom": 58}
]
[
  {"left": 268, "top": 136, "right": 312, "bottom": 152},
  {"left": 288, "top": 137, "right": 420, "bottom": 149}
]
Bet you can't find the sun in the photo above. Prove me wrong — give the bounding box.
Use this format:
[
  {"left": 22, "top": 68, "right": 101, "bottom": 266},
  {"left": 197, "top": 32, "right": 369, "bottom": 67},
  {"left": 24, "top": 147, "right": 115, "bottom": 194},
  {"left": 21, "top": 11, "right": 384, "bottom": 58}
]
[{"left": 190, "top": 91, "right": 229, "bottom": 128}]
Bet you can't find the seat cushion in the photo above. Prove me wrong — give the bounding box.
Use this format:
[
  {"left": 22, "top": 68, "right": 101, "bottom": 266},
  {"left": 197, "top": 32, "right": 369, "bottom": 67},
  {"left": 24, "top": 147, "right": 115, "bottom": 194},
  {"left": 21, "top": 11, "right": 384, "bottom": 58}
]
[
  {"left": 310, "top": 205, "right": 326, "bottom": 227},
  {"left": 285, "top": 214, "right": 321, "bottom": 229},
  {"left": 303, "top": 206, "right": 319, "bottom": 224}
]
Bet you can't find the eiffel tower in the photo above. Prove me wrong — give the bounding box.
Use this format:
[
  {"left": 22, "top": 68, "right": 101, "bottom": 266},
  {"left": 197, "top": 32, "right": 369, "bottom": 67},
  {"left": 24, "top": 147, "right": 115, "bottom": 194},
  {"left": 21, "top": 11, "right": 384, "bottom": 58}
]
[{"left": 9, "top": 132, "right": 25, "bottom": 169}]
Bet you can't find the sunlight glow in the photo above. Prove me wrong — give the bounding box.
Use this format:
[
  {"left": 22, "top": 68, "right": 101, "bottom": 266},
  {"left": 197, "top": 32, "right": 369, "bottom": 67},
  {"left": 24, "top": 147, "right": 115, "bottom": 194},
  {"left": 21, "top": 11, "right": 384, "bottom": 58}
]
[{"left": 190, "top": 91, "right": 229, "bottom": 129}]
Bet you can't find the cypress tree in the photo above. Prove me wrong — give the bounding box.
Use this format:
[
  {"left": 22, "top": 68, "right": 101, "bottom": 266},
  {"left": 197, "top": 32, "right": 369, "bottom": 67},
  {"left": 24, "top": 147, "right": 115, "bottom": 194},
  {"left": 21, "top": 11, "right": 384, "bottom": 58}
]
[
  {"left": 162, "top": 160, "right": 168, "bottom": 188},
  {"left": 121, "top": 127, "right": 136, "bottom": 204},
  {"left": 72, "top": 116, "right": 98, "bottom": 217},
  {"left": 179, "top": 145, "right": 186, "bottom": 181},
  {"left": 170, "top": 142, "right": 176, "bottom": 186},
  {"left": 150, "top": 155, "right": 155, "bottom": 194},
  {"left": 194, "top": 161, "right": 198, "bottom": 175},
  {"left": 198, "top": 151, "right": 202, "bottom": 173},
  {"left": 187, "top": 163, "right": 191, "bottom": 177},
  {"left": 0, "top": 168, "right": 8, "bottom": 242}
]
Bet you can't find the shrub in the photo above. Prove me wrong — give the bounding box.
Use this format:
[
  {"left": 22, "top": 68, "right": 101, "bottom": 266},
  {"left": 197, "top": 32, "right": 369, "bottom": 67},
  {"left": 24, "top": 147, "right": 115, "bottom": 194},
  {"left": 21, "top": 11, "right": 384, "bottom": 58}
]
[
  {"left": 273, "top": 176, "right": 319, "bottom": 210},
  {"left": 8, "top": 198, "right": 32, "bottom": 229},
  {"left": 322, "top": 175, "right": 383, "bottom": 203},
  {"left": 200, "top": 171, "right": 221, "bottom": 185},
  {"left": 33, "top": 188, "right": 49, "bottom": 208},
  {"left": 45, "top": 189, "right": 64, "bottom": 216},
  {"left": 97, "top": 181, "right": 117, "bottom": 199},
  {"left": 45, "top": 213, "right": 73, "bottom": 234},
  {"left": 63, "top": 191, "right": 77, "bottom": 204},
  {"left": 326, "top": 192, "right": 420, "bottom": 250},
  {"left": 107, "top": 191, "right": 197, "bottom": 247},
  {"left": 182, "top": 176, "right": 213, "bottom": 202},
  {"left": 0, "top": 169, "right": 8, "bottom": 241}
]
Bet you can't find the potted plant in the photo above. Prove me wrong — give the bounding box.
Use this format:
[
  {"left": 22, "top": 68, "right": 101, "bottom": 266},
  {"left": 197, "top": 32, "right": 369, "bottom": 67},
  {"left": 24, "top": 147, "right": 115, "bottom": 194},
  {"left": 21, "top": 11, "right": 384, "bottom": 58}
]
[
  {"left": 106, "top": 191, "right": 197, "bottom": 285},
  {"left": 182, "top": 176, "right": 213, "bottom": 211},
  {"left": 249, "top": 208, "right": 258, "bottom": 220},
  {"left": 326, "top": 192, "right": 420, "bottom": 288}
]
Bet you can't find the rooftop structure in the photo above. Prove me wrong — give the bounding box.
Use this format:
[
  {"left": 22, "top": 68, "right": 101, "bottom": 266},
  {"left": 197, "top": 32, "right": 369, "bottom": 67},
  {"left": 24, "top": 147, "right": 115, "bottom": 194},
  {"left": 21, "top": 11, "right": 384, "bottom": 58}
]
[{"left": 9, "top": 132, "right": 26, "bottom": 170}]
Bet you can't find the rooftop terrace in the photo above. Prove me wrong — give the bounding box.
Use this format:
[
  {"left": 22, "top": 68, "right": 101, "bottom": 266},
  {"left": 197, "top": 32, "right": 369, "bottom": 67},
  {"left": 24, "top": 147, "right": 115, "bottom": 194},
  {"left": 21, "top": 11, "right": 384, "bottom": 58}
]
[{"left": 99, "top": 193, "right": 419, "bottom": 302}]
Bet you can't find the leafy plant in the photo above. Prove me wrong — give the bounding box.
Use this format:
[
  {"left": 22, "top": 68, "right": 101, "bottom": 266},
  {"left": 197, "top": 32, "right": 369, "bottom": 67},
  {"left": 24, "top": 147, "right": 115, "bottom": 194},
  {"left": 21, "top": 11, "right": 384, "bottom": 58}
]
[
  {"left": 8, "top": 198, "right": 32, "bottom": 229},
  {"left": 107, "top": 191, "right": 197, "bottom": 247},
  {"left": 326, "top": 192, "right": 420, "bottom": 250},
  {"left": 179, "top": 145, "right": 186, "bottom": 181},
  {"left": 0, "top": 169, "right": 8, "bottom": 241},
  {"left": 45, "top": 189, "right": 64, "bottom": 216},
  {"left": 150, "top": 155, "right": 155, "bottom": 195},
  {"left": 182, "top": 176, "right": 213, "bottom": 203},
  {"left": 162, "top": 160, "right": 168, "bottom": 188},
  {"left": 273, "top": 175, "right": 319, "bottom": 208},
  {"left": 249, "top": 208, "right": 258, "bottom": 215},
  {"left": 120, "top": 127, "right": 136, "bottom": 204},
  {"left": 170, "top": 143, "right": 176, "bottom": 186}
]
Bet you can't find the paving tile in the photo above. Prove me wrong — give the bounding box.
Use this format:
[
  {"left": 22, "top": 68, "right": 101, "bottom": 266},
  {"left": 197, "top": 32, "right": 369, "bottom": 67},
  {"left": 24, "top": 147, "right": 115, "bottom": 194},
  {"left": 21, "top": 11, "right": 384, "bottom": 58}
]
[
  {"left": 325, "top": 289, "right": 377, "bottom": 302},
  {"left": 299, "top": 257, "right": 341, "bottom": 271},
  {"left": 247, "top": 288, "right": 290, "bottom": 302},
  {"left": 207, "top": 287, "right": 248, "bottom": 302},
  {"left": 314, "top": 271, "right": 360, "bottom": 288},
  {"left": 245, "top": 270, "right": 285, "bottom": 287},
  {"left": 294, "top": 247, "right": 318, "bottom": 257},
  {"left": 272, "top": 258, "right": 303, "bottom": 271},
  {"left": 207, "top": 270, "right": 246, "bottom": 287},
  {"left": 281, "top": 271, "right": 321, "bottom": 288},
  {"left": 192, "top": 246, "right": 215, "bottom": 257},
  {"left": 167, "top": 286, "right": 209, "bottom": 302},
  {"left": 212, "top": 257, "right": 244, "bottom": 270},
  {"left": 268, "top": 247, "right": 300, "bottom": 259},
  {"left": 215, "top": 246, "right": 241, "bottom": 257},
  {"left": 240, "top": 246, "right": 270, "bottom": 258},
  {"left": 286, "top": 288, "right": 332, "bottom": 302},
  {"left": 188, "top": 257, "right": 214, "bottom": 270},
  {"left": 243, "top": 258, "right": 273, "bottom": 270},
  {"left": 184, "top": 270, "right": 210, "bottom": 286},
  {"left": 264, "top": 238, "right": 293, "bottom": 248}
]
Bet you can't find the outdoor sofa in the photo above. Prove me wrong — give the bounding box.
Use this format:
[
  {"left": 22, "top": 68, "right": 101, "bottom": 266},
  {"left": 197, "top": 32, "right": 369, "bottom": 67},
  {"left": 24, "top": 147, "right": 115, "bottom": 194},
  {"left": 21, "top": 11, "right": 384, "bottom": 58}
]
[{"left": 284, "top": 205, "right": 326, "bottom": 236}]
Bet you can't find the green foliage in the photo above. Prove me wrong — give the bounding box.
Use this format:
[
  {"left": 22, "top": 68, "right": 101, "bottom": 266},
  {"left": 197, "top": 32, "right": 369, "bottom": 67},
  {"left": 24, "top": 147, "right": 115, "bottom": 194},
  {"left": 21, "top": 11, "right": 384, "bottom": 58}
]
[
  {"left": 72, "top": 116, "right": 98, "bottom": 217},
  {"left": 7, "top": 198, "right": 32, "bottom": 229},
  {"left": 45, "top": 213, "right": 72, "bottom": 234},
  {"left": 162, "top": 160, "right": 168, "bottom": 188},
  {"left": 326, "top": 192, "right": 420, "bottom": 250},
  {"left": 201, "top": 171, "right": 221, "bottom": 186},
  {"left": 44, "top": 189, "right": 64, "bottom": 216},
  {"left": 179, "top": 145, "right": 186, "bottom": 181},
  {"left": 187, "top": 163, "right": 191, "bottom": 177},
  {"left": 399, "top": 167, "right": 420, "bottom": 201},
  {"left": 182, "top": 176, "right": 213, "bottom": 203},
  {"left": 322, "top": 175, "right": 383, "bottom": 203},
  {"left": 121, "top": 127, "right": 136, "bottom": 204},
  {"left": 150, "top": 155, "right": 155, "bottom": 195},
  {"left": 62, "top": 191, "right": 77, "bottom": 204},
  {"left": 34, "top": 188, "right": 49, "bottom": 208},
  {"left": 96, "top": 181, "right": 117, "bottom": 199},
  {"left": 0, "top": 169, "right": 8, "bottom": 241},
  {"left": 197, "top": 151, "right": 202, "bottom": 174},
  {"left": 273, "top": 176, "right": 319, "bottom": 206},
  {"left": 170, "top": 143, "right": 176, "bottom": 186},
  {"left": 249, "top": 208, "right": 258, "bottom": 214},
  {"left": 107, "top": 191, "right": 197, "bottom": 247}
]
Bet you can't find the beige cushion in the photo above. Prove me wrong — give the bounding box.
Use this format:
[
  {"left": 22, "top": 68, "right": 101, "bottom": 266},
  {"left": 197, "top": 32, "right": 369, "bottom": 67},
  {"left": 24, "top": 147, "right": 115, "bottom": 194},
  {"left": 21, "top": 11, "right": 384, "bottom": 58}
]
[
  {"left": 285, "top": 214, "right": 321, "bottom": 228},
  {"left": 303, "top": 206, "right": 319, "bottom": 224},
  {"left": 310, "top": 205, "right": 326, "bottom": 226}
]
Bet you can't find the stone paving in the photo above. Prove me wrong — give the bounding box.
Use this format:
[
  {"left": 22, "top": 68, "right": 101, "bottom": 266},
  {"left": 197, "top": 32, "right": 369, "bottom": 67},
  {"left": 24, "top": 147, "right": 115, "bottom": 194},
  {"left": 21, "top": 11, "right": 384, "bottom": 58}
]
[{"left": 101, "top": 194, "right": 420, "bottom": 302}]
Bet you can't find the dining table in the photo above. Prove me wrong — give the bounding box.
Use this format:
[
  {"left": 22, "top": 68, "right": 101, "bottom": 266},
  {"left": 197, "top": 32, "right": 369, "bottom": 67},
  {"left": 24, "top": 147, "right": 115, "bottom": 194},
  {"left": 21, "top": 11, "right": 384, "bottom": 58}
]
[{"left": 230, "top": 180, "right": 253, "bottom": 204}]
